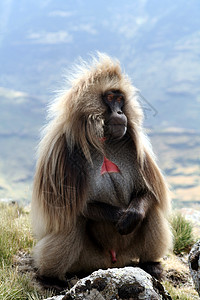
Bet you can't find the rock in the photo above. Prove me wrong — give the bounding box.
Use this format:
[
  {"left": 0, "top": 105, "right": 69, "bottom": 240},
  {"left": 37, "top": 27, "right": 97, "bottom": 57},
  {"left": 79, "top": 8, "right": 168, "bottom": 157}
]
[
  {"left": 44, "top": 267, "right": 171, "bottom": 300},
  {"left": 189, "top": 240, "right": 200, "bottom": 296}
]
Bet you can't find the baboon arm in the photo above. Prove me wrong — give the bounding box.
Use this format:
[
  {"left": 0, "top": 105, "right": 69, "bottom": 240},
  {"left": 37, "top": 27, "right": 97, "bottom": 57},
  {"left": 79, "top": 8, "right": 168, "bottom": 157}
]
[
  {"left": 116, "top": 193, "right": 153, "bottom": 235},
  {"left": 83, "top": 201, "right": 122, "bottom": 223}
]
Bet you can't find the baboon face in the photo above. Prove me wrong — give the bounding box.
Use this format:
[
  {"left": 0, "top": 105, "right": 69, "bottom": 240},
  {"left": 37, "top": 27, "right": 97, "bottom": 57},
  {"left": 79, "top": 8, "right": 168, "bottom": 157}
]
[{"left": 102, "top": 90, "right": 127, "bottom": 140}]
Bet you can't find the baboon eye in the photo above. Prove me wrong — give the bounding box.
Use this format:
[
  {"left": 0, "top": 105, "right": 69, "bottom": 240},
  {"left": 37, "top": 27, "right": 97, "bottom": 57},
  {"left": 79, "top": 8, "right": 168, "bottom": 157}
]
[
  {"left": 107, "top": 94, "right": 114, "bottom": 102},
  {"left": 117, "top": 96, "right": 123, "bottom": 103}
]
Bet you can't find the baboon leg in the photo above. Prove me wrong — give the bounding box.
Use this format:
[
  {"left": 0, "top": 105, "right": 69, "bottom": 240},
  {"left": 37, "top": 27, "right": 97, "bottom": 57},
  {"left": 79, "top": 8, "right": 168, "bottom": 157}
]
[
  {"left": 138, "top": 261, "right": 163, "bottom": 280},
  {"left": 33, "top": 228, "right": 84, "bottom": 280},
  {"left": 134, "top": 208, "right": 172, "bottom": 279}
]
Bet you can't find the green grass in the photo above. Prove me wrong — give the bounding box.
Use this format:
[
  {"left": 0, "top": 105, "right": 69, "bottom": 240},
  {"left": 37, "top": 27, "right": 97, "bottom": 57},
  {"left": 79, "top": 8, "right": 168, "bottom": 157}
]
[
  {"left": 0, "top": 203, "right": 53, "bottom": 300},
  {"left": 171, "top": 213, "right": 195, "bottom": 255}
]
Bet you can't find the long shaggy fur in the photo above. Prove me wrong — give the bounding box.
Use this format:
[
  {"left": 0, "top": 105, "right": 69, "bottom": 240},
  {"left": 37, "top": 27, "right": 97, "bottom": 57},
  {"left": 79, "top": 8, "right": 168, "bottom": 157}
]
[{"left": 32, "top": 52, "right": 171, "bottom": 248}]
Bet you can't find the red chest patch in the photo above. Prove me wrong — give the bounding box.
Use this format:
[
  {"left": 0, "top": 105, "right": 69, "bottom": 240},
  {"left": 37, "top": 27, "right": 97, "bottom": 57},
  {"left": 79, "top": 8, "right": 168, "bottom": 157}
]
[{"left": 101, "top": 157, "right": 120, "bottom": 175}]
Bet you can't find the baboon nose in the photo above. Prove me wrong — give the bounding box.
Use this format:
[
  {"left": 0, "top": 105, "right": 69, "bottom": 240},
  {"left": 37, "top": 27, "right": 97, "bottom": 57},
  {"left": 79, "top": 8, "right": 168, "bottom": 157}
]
[{"left": 117, "top": 111, "right": 123, "bottom": 115}]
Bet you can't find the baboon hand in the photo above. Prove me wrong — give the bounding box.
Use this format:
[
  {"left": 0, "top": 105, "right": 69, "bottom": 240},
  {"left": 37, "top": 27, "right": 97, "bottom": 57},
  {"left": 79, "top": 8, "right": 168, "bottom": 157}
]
[{"left": 116, "top": 208, "right": 144, "bottom": 235}]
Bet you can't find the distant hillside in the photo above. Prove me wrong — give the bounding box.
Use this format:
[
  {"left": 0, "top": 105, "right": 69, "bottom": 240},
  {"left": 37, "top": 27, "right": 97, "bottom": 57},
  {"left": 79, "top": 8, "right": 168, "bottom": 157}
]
[
  {"left": 150, "top": 129, "right": 200, "bottom": 208},
  {"left": 0, "top": 88, "right": 43, "bottom": 203}
]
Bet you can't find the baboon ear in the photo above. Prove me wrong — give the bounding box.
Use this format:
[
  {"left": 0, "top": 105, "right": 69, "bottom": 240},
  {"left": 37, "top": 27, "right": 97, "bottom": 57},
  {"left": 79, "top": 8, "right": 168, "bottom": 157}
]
[{"left": 34, "top": 134, "right": 88, "bottom": 231}]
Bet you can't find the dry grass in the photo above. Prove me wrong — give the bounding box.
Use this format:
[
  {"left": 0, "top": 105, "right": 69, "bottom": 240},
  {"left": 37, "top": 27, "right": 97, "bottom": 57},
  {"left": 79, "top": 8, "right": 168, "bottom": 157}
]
[
  {"left": 162, "top": 254, "right": 199, "bottom": 299},
  {"left": 0, "top": 203, "right": 53, "bottom": 299}
]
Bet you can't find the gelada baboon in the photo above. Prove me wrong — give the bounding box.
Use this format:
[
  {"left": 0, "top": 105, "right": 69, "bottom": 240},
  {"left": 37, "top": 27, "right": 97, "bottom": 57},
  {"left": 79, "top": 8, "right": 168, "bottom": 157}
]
[{"left": 31, "top": 53, "right": 172, "bottom": 285}]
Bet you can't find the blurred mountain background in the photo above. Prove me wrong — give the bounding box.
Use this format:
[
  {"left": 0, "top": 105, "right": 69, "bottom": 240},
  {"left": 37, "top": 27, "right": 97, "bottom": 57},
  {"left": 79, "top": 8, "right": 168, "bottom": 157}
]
[{"left": 0, "top": 0, "right": 199, "bottom": 207}]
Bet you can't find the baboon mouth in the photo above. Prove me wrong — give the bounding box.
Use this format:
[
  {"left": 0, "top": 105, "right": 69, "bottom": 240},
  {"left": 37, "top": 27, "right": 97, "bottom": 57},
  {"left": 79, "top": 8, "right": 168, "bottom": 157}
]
[
  {"left": 104, "top": 124, "right": 127, "bottom": 140},
  {"left": 105, "top": 123, "right": 127, "bottom": 127}
]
